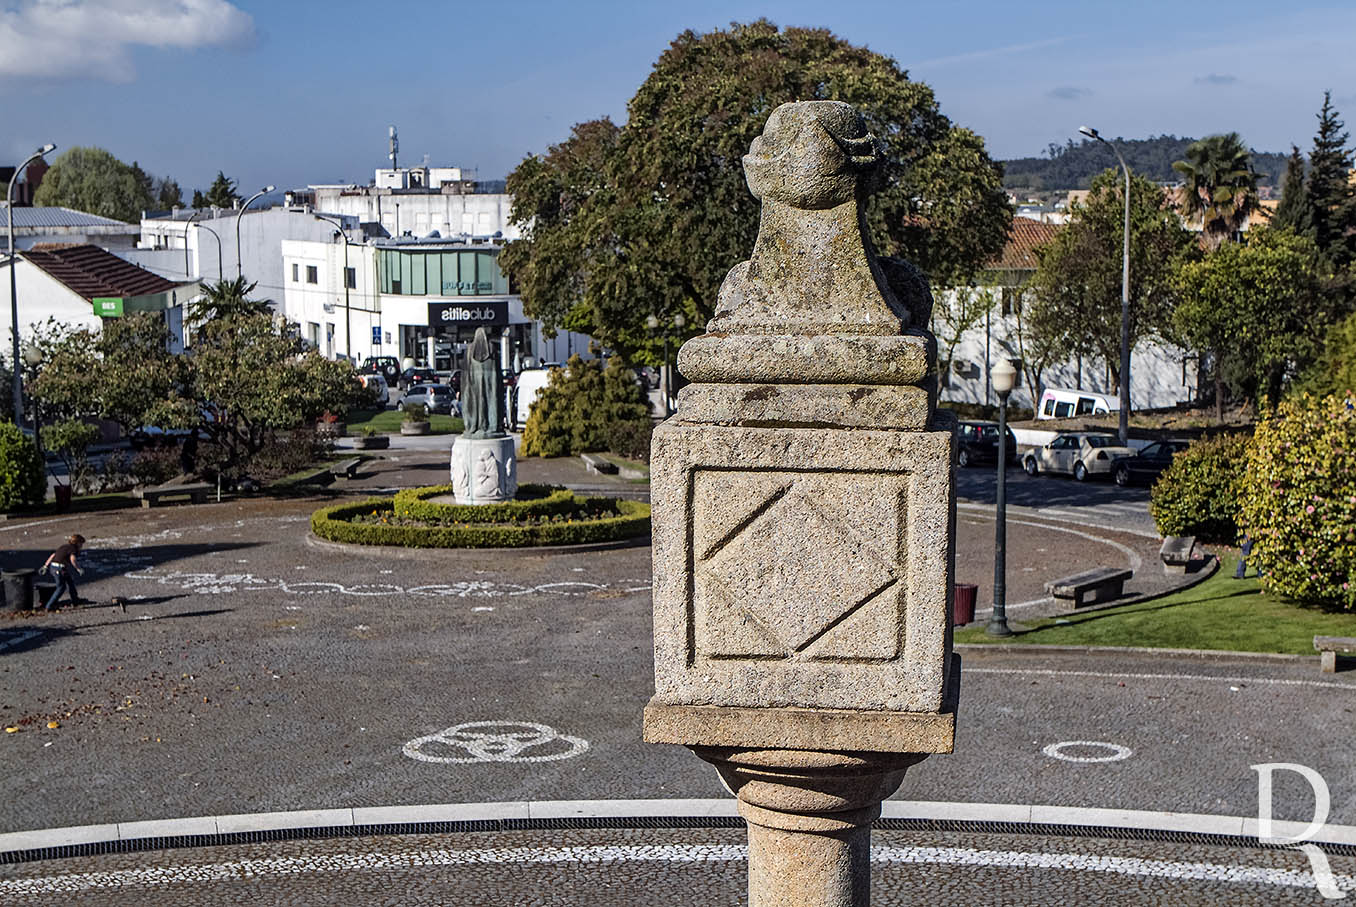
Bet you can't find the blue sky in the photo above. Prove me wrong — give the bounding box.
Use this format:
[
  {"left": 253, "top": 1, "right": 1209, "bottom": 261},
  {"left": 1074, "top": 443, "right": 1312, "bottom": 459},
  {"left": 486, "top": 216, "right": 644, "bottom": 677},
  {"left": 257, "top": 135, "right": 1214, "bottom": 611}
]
[{"left": 2, "top": 0, "right": 1353, "bottom": 198}]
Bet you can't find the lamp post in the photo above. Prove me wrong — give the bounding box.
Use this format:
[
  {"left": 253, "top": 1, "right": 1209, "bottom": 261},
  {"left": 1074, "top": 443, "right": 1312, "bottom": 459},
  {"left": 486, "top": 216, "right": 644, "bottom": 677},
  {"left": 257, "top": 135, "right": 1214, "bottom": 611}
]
[
  {"left": 647, "top": 313, "right": 686, "bottom": 418},
  {"left": 314, "top": 213, "right": 353, "bottom": 362},
  {"left": 1078, "top": 125, "right": 1131, "bottom": 445},
  {"left": 235, "top": 186, "right": 275, "bottom": 279},
  {"left": 8, "top": 142, "right": 55, "bottom": 426},
  {"left": 986, "top": 358, "right": 1017, "bottom": 637},
  {"left": 183, "top": 209, "right": 202, "bottom": 277},
  {"left": 22, "top": 343, "right": 41, "bottom": 455},
  {"left": 198, "top": 224, "right": 223, "bottom": 281}
]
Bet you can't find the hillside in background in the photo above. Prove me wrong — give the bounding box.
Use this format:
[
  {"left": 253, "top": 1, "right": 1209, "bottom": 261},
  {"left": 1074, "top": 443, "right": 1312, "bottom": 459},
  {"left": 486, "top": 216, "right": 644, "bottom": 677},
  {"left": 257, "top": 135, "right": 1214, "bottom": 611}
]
[{"left": 1003, "top": 135, "right": 1288, "bottom": 192}]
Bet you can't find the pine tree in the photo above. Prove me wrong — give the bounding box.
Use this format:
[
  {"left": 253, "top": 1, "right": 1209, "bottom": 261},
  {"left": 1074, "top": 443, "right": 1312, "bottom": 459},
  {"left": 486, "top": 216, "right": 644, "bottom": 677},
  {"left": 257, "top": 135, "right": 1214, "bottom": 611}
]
[
  {"left": 156, "top": 177, "right": 183, "bottom": 209},
  {"left": 1305, "top": 92, "right": 1356, "bottom": 269},
  {"left": 204, "top": 171, "right": 241, "bottom": 209},
  {"left": 1272, "top": 145, "right": 1311, "bottom": 235},
  {"left": 191, "top": 189, "right": 207, "bottom": 209}
]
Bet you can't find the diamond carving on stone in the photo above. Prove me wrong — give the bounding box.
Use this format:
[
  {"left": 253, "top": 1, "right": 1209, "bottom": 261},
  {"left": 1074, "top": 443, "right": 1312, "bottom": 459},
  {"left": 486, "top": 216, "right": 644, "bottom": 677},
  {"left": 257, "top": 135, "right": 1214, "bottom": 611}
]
[{"left": 692, "top": 470, "right": 905, "bottom": 662}]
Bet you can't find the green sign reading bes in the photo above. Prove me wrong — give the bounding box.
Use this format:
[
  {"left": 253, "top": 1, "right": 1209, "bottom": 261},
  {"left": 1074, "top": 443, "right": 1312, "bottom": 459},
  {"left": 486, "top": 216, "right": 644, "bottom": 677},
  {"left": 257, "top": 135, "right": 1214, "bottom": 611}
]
[{"left": 92, "top": 297, "right": 123, "bottom": 317}]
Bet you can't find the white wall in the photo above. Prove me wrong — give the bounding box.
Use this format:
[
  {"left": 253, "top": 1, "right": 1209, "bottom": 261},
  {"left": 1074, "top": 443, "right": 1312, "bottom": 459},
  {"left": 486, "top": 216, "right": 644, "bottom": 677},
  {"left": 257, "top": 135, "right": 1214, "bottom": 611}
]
[
  {"left": 309, "top": 188, "right": 519, "bottom": 241},
  {"left": 0, "top": 258, "right": 104, "bottom": 345},
  {"left": 280, "top": 238, "right": 379, "bottom": 364}
]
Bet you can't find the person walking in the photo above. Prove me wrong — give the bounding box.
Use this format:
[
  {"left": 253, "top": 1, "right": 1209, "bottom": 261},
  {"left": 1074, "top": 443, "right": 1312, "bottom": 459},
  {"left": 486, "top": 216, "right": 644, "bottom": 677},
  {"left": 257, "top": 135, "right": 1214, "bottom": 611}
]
[
  {"left": 42, "top": 534, "right": 85, "bottom": 611},
  {"left": 1233, "top": 534, "right": 1254, "bottom": 580}
]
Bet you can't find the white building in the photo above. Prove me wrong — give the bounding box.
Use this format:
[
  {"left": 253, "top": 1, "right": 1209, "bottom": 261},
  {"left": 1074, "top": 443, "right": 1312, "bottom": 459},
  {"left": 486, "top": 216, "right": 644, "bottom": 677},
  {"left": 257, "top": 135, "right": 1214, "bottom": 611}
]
[
  {"left": 937, "top": 218, "right": 1197, "bottom": 413},
  {"left": 0, "top": 206, "right": 141, "bottom": 251},
  {"left": 280, "top": 231, "right": 591, "bottom": 371}
]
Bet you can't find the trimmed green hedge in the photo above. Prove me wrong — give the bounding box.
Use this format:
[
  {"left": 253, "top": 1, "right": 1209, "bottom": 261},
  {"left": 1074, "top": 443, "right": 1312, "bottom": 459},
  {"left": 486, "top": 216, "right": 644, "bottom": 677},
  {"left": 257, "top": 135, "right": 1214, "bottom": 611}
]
[
  {"left": 391, "top": 483, "right": 580, "bottom": 523},
  {"left": 311, "top": 497, "right": 651, "bottom": 548}
]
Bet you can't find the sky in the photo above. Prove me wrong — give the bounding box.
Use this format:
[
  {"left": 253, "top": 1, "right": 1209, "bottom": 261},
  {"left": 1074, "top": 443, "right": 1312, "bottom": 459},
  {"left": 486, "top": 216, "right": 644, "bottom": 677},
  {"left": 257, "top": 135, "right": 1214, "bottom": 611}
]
[{"left": 1, "top": 0, "right": 1354, "bottom": 198}]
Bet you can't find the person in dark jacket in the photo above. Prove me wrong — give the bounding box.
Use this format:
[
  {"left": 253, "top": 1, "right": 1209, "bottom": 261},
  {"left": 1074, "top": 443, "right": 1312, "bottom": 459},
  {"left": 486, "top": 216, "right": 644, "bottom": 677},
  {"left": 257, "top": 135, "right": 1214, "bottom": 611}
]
[{"left": 42, "top": 534, "right": 85, "bottom": 611}]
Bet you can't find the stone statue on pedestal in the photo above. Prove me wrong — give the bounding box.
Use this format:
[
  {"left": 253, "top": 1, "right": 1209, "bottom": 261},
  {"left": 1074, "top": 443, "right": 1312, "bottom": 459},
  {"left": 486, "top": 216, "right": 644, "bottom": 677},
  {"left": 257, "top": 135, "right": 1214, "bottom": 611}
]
[
  {"left": 643, "top": 101, "right": 958, "bottom": 907},
  {"left": 449, "top": 327, "right": 517, "bottom": 504}
]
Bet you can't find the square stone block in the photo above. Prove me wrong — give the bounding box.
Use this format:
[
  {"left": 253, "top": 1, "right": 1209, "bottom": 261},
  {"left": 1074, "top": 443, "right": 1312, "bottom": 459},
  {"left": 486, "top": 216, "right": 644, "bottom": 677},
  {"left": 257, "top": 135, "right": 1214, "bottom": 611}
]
[{"left": 649, "top": 424, "right": 954, "bottom": 713}]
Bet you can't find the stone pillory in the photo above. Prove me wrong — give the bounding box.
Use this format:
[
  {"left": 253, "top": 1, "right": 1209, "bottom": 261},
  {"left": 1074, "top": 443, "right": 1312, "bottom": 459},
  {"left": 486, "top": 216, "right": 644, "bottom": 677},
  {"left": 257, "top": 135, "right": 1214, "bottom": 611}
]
[{"left": 642, "top": 100, "right": 959, "bottom": 907}]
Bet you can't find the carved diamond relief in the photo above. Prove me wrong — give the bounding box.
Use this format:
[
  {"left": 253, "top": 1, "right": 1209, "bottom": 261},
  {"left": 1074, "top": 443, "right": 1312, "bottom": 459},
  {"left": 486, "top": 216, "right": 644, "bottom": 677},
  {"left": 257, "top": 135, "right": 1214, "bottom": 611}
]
[{"left": 692, "top": 469, "right": 907, "bottom": 663}]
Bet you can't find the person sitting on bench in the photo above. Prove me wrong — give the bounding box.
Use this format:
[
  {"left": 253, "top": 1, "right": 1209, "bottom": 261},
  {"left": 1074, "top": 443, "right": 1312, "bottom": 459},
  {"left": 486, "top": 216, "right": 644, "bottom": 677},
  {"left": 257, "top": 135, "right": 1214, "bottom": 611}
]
[{"left": 42, "top": 534, "right": 86, "bottom": 611}]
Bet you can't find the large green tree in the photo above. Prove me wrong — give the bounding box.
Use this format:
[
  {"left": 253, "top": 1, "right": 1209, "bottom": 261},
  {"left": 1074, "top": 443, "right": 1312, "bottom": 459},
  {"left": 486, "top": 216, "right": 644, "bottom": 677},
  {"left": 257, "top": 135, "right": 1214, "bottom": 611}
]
[
  {"left": 1271, "top": 145, "right": 1310, "bottom": 234},
  {"left": 203, "top": 171, "right": 241, "bottom": 209},
  {"left": 1172, "top": 133, "right": 1259, "bottom": 250},
  {"left": 1025, "top": 169, "right": 1197, "bottom": 388},
  {"left": 1305, "top": 92, "right": 1356, "bottom": 270},
  {"left": 501, "top": 20, "right": 1012, "bottom": 356},
  {"left": 32, "top": 146, "right": 154, "bottom": 223},
  {"left": 1173, "top": 227, "right": 1328, "bottom": 411}
]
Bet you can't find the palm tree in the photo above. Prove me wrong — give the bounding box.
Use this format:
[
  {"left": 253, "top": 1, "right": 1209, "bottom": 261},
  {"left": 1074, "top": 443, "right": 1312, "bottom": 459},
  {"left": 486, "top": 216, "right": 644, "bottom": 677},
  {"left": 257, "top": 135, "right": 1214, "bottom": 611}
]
[{"left": 1172, "top": 133, "right": 1260, "bottom": 250}]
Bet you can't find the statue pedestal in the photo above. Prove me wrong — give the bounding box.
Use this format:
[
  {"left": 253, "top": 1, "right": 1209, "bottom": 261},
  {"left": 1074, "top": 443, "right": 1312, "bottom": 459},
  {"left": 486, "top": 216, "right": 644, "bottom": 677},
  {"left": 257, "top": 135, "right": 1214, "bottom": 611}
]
[{"left": 450, "top": 436, "right": 517, "bottom": 504}]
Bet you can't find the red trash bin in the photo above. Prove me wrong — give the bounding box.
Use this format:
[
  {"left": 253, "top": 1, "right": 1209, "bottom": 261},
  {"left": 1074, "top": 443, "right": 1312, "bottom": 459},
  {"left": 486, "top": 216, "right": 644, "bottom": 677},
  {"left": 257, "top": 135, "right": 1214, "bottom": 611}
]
[{"left": 952, "top": 583, "right": 978, "bottom": 626}]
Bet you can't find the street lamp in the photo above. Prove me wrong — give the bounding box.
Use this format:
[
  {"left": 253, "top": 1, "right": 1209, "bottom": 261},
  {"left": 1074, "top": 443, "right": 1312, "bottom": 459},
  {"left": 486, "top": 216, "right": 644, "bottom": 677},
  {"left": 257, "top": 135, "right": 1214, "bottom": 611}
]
[
  {"left": 314, "top": 213, "right": 353, "bottom": 362},
  {"left": 986, "top": 358, "right": 1017, "bottom": 637},
  {"left": 8, "top": 142, "right": 55, "bottom": 426},
  {"left": 1078, "top": 125, "right": 1131, "bottom": 445},
  {"left": 235, "top": 185, "right": 275, "bottom": 279},
  {"left": 198, "top": 224, "right": 223, "bottom": 281},
  {"left": 183, "top": 209, "right": 202, "bottom": 277},
  {"left": 647, "top": 313, "right": 686, "bottom": 418},
  {"left": 21, "top": 343, "right": 42, "bottom": 455}
]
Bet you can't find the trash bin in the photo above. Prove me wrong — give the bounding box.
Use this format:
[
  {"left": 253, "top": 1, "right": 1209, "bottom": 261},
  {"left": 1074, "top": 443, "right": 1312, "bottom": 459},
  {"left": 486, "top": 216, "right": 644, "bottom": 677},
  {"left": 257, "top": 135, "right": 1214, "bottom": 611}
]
[
  {"left": 2, "top": 568, "right": 37, "bottom": 611},
  {"left": 952, "top": 583, "right": 978, "bottom": 626}
]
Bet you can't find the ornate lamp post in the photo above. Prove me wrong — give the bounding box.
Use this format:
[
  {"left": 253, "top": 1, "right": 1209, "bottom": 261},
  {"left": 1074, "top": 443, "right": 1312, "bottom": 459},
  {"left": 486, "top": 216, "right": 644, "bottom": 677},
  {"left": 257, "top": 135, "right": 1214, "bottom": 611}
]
[
  {"left": 1078, "top": 125, "right": 1131, "bottom": 445},
  {"left": 22, "top": 343, "right": 42, "bottom": 454},
  {"left": 8, "top": 142, "right": 55, "bottom": 425},
  {"left": 987, "top": 358, "right": 1017, "bottom": 637},
  {"left": 235, "top": 186, "right": 275, "bottom": 279},
  {"left": 313, "top": 213, "right": 353, "bottom": 362}
]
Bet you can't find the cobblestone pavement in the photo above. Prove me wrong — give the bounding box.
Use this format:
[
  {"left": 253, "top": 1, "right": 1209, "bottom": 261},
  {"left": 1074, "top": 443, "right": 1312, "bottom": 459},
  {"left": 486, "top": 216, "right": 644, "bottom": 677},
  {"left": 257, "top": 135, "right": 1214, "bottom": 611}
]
[
  {"left": 1, "top": 827, "right": 1351, "bottom": 905},
  {"left": 0, "top": 477, "right": 1351, "bottom": 857}
]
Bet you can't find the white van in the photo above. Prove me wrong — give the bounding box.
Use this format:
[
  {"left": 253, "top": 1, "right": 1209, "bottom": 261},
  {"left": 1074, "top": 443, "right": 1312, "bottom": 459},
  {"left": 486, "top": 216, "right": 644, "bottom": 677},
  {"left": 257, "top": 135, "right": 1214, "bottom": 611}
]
[
  {"left": 1035, "top": 387, "right": 1118, "bottom": 420},
  {"left": 512, "top": 367, "right": 556, "bottom": 430}
]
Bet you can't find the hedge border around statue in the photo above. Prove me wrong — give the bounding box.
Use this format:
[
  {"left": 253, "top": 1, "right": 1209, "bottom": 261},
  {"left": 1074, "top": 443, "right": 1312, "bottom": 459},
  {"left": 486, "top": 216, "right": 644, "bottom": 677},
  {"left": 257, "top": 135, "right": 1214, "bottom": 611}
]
[
  {"left": 311, "top": 497, "right": 651, "bottom": 548},
  {"left": 392, "top": 483, "right": 578, "bottom": 523}
]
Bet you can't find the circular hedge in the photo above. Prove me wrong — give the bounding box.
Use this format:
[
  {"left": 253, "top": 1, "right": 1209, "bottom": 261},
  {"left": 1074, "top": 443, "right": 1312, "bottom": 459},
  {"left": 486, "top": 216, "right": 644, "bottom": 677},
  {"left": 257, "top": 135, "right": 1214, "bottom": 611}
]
[
  {"left": 392, "top": 483, "right": 579, "bottom": 523},
  {"left": 311, "top": 495, "right": 651, "bottom": 549}
]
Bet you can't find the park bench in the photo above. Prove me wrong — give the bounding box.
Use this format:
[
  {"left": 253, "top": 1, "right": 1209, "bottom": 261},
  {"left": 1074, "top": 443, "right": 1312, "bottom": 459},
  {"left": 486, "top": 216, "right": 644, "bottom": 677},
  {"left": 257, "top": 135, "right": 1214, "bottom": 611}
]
[
  {"left": 1046, "top": 567, "right": 1133, "bottom": 609},
  {"left": 329, "top": 457, "right": 363, "bottom": 480},
  {"left": 1159, "top": 536, "right": 1196, "bottom": 574},
  {"left": 1314, "top": 636, "right": 1356, "bottom": 674},
  {"left": 135, "top": 482, "right": 212, "bottom": 509},
  {"left": 581, "top": 453, "right": 618, "bottom": 476}
]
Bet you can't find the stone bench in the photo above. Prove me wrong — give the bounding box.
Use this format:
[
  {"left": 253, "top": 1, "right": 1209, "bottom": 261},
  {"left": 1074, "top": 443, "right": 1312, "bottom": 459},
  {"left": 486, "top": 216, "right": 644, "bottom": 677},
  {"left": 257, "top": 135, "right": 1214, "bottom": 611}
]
[
  {"left": 1046, "top": 567, "right": 1133, "bottom": 609},
  {"left": 329, "top": 457, "right": 363, "bottom": 480},
  {"left": 1159, "top": 536, "right": 1196, "bottom": 574},
  {"left": 1314, "top": 636, "right": 1356, "bottom": 674},
  {"left": 135, "top": 482, "right": 213, "bottom": 508},
  {"left": 581, "top": 453, "right": 618, "bottom": 476}
]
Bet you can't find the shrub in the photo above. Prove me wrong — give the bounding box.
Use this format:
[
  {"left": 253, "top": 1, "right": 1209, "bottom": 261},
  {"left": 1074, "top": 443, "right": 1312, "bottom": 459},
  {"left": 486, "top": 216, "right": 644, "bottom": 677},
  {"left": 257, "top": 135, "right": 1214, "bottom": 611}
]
[
  {"left": 522, "top": 354, "right": 652, "bottom": 457},
  {"left": 402, "top": 403, "right": 427, "bottom": 422},
  {"left": 393, "top": 484, "right": 578, "bottom": 523},
  {"left": 1149, "top": 434, "right": 1250, "bottom": 544},
  {"left": 605, "top": 420, "right": 654, "bottom": 462},
  {"left": 44, "top": 419, "right": 101, "bottom": 494},
  {"left": 130, "top": 446, "right": 180, "bottom": 487},
  {"left": 0, "top": 422, "right": 46, "bottom": 510},
  {"left": 311, "top": 497, "right": 651, "bottom": 548},
  {"left": 1239, "top": 393, "right": 1356, "bottom": 610},
  {"left": 249, "top": 429, "right": 326, "bottom": 481}
]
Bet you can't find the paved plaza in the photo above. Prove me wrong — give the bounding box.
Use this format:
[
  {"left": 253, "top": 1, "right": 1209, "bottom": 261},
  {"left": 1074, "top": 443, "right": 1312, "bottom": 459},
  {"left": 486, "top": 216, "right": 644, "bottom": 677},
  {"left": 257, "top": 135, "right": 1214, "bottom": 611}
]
[{"left": 0, "top": 451, "right": 1351, "bottom": 902}]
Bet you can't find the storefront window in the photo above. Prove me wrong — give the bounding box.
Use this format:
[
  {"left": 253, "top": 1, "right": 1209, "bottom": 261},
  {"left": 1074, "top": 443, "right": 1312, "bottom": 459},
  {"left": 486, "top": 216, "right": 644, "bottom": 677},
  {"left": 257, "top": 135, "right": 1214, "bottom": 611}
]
[{"left": 379, "top": 249, "right": 506, "bottom": 297}]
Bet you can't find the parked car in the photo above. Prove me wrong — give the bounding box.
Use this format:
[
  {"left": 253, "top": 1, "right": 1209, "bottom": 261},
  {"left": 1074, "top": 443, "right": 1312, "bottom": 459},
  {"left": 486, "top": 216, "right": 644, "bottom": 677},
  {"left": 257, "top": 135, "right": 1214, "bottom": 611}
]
[
  {"left": 397, "top": 365, "right": 436, "bottom": 391},
  {"left": 358, "top": 373, "right": 390, "bottom": 406},
  {"left": 401, "top": 383, "right": 459, "bottom": 416},
  {"left": 1035, "top": 387, "right": 1118, "bottom": 420},
  {"left": 361, "top": 355, "right": 401, "bottom": 384},
  {"left": 1110, "top": 439, "right": 1191, "bottom": 487},
  {"left": 956, "top": 421, "right": 1018, "bottom": 468},
  {"left": 1022, "top": 432, "right": 1136, "bottom": 481}
]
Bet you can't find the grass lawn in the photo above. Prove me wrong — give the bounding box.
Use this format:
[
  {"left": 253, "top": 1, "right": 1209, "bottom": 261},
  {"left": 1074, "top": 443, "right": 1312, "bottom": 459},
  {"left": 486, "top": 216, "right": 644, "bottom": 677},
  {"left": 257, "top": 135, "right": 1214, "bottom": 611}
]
[
  {"left": 955, "top": 554, "right": 1356, "bottom": 655},
  {"left": 345, "top": 409, "right": 464, "bottom": 435}
]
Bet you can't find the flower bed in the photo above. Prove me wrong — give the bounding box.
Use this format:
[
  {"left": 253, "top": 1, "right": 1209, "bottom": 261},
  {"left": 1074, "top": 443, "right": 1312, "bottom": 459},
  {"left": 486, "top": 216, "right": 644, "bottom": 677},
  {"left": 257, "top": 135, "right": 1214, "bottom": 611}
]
[{"left": 311, "top": 489, "right": 650, "bottom": 548}]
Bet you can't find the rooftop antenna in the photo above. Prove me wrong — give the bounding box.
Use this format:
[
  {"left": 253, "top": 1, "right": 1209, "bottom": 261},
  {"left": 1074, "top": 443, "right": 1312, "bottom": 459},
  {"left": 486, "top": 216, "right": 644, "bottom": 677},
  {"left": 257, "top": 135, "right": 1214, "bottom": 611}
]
[{"left": 388, "top": 125, "right": 399, "bottom": 171}]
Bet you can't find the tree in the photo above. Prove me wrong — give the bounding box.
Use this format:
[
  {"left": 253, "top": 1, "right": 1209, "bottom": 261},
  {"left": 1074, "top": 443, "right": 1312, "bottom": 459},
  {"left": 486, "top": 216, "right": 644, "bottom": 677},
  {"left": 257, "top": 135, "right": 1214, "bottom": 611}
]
[
  {"left": 1296, "top": 310, "right": 1356, "bottom": 398},
  {"left": 190, "top": 277, "right": 273, "bottom": 325},
  {"left": 204, "top": 171, "right": 241, "bottom": 209},
  {"left": 501, "top": 21, "right": 1012, "bottom": 356},
  {"left": 1272, "top": 145, "right": 1310, "bottom": 234},
  {"left": 1305, "top": 92, "right": 1356, "bottom": 270},
  {"left": 1172, "top": 133, "right": 1260, "bottom": 250},
  {"left": 156, "top": 177, "right": 183, "bottom": 210},
  {"left": 32, "top": 146, "right": 154, "bottom": 222},
  {"left": 1173, "top": 227, "right": 1328, "bottom": 411},
  {"left": 191, "top": 189, "right": 208, "bottom": 208},
  {"left": 1025, "top": 169, "right": 1197, "bottom": 386}
]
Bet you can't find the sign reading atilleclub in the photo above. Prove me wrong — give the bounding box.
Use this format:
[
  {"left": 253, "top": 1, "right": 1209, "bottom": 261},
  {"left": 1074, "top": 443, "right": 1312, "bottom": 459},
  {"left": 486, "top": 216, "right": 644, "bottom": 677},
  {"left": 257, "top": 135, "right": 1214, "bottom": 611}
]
[{"left": 427, "top": 301, "right": 507, "bottom": 328}]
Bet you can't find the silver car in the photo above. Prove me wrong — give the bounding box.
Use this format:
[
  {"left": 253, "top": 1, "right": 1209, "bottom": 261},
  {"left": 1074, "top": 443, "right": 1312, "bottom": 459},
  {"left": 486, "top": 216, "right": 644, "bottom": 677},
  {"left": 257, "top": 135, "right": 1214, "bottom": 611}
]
[
  {"left": 401, "top": 383, "right": 459, "bottom": 416},
  {"left": 1023, "top": 432, "right": 1136, "bottom": 482}
]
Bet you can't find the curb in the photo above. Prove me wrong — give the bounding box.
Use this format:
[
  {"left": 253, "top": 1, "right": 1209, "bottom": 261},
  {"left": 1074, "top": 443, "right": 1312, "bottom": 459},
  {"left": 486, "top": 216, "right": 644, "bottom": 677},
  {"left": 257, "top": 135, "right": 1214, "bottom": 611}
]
[
  {"left": 956, "top": 642, "right": 1316, "bottom": 663},
  {"left": 304, "top": 531, "right": 653, "bottom": 559},
  {"left": 3, "top": 798, "right": 1353, "bottom": 861}
]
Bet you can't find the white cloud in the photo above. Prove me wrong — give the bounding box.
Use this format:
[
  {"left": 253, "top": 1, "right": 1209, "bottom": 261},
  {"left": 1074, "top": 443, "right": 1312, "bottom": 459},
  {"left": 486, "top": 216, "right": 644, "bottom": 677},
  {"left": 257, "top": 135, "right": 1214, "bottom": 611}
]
[{"left": 0, "top": 0, "right": 254, "bottom": 81}]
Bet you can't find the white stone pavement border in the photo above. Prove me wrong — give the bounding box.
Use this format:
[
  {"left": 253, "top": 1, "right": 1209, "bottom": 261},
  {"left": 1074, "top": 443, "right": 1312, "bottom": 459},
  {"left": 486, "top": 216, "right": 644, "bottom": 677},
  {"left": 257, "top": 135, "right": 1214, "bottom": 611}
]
[{"left": 3, "top": 799, "right": 1354, "bottom": 857}]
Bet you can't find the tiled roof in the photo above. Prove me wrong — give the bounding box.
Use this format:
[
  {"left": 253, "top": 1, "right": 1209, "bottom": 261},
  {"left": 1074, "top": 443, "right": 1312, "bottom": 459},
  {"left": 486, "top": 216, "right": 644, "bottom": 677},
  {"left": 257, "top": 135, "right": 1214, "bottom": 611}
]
[
  {"left": 21, "top": 244, "right": 186, "bottom": 301},
  {"left": 987, "top": 217, "right": 1058, "bottom": 270},
  {"left": 1, "top": 206, "right": 136, "bottom": 229}
]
